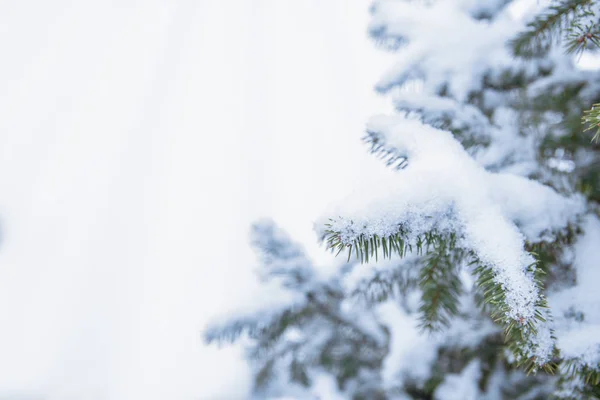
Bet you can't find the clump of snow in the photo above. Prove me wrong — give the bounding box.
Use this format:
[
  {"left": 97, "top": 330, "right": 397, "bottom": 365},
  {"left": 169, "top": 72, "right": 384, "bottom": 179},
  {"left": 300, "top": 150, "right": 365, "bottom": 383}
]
[
  {"left": 369, "top": 0, "right": 527, "bottom": 101},
  {"left": 526, "top": 310, "right": 555, "bottom": 365},
  {"left": 339, "top": 295, "right": 390, "bottom": 346},
  {"left": 318, "top": 115, "right": 583, "bottom": 324},
  {"left": 377, "top": 291, "right": 497, "bottom": 396},
  {"left": 490, "top": 173, "right": 584, "bottom": 242},
  {"left": 263, "top": 373, "right": 346, "bottom": 400},
  {"left": 549, "top": 216, "right": 600, "bottom": 369},
  {"left": 308, "top": 375, "right": 346, "bottom": 400},
  {"left": 392, "top": 92, "right": 491, "bottom": 141},
  {"left": 392, "top": 93, "right": 541, "bottom": 175},
  {"left": 527, "top": 55, "right": 600, "bottom": 105},
  {"left": 434, "top": 360, "right": 482, "bottom": 400},
  {"left": 457, "top": 0, "right": 512, "bottom": 19},
  {"left": 477, "top": 107, "right": 538, "bottom": 175},
  {"left": 377, "top": 300, "right": 439, "bottom": 386}
]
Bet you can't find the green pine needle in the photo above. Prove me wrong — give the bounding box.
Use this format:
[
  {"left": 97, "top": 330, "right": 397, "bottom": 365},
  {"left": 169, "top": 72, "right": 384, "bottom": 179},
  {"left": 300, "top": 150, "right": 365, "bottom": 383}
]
[
  {"left": 583, "top": 103, "right": 600, "bottom": 142},
  {"left": 323, "top": 225, "right": 553, "bottom": 373},
  {"left": 510, "top": 0, "right": 593, "bottom": 58}
]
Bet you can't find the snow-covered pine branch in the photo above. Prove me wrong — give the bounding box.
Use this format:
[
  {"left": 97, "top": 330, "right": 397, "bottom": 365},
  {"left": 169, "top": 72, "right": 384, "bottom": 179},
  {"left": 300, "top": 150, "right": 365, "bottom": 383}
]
[
  {"left": 318, "top": 115, "right": 584, "bottom": 370},
  {"left": 391, "top": 93, "right": 492, "bottom": 146},
  {"left": 205, "top": 221, "right": 390, "bottom": 398},
  {"left": 369, "top": 0, "right": 525, "bottom": 101},
  {"left": 250, "top": 219, "right": 314, "bottom": 288}
]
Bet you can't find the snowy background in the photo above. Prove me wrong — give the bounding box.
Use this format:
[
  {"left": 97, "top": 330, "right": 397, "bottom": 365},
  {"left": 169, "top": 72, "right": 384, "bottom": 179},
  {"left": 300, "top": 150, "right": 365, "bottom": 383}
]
[{"left": 0, "top": 1, "right": 392, "bottom": 398}]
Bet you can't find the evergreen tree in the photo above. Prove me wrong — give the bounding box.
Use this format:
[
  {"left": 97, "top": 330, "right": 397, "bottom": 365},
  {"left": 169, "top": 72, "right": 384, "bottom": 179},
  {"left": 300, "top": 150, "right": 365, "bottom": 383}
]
[{"left": 207, "top": 1, "right": 600, "bottom": 398}]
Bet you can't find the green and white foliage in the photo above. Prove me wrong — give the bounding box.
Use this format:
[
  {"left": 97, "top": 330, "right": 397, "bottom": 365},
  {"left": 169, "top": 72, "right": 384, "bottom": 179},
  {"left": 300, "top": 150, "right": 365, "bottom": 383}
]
[
  {"left": 208, "top": 0, "right": 600, "bottom": 398},
  {"left": 205, "top": 221, "right": 390, "bottom": 399},
  {"left": 205, "top": 221, "right": 558, "bottom": 399},
  {"left": 510, "top": 0, "right": 600, "bottom": 58},
  {"left": 316, "top": 0, "right": 600, "bottom": 397},
  {"left": 318, "top": 115, "right": 583, "bottom": 376}
]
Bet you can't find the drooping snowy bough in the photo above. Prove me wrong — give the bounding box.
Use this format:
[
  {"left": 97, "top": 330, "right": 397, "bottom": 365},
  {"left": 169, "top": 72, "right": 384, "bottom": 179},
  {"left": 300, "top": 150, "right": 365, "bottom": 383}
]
[{"left": 318, "top": 115, "right": 584, "bottom": 372}]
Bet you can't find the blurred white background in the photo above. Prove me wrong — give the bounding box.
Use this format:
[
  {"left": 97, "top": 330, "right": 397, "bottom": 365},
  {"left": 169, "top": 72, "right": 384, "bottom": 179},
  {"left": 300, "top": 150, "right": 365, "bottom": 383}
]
[{"left": 0, "top": 1, "right": 391, "bottom": 398}]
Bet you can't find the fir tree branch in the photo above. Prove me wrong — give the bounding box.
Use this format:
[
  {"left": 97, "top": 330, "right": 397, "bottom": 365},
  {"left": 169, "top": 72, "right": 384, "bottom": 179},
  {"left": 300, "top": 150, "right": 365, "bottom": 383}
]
[
  {"left": 418, "top": 239, "right": 464, "bottom": 331},
  {"left": 471, "top": 255, "right": 557, "bottom": 374},
  {"left": 510, "top": 0, "right": 593, "bottom": 58},
  {"left": 563, "top": 359, "right": 600, "bottom": 387},
  {"left": 323, "top": 224, "right": 556, "bottom": 372},
  {"left": 392, "top": 94, "right": 493, "bottom": 148},
  {"left": 290, "top": 359, "right": 311, "bottom": 387},
  {"left": 255, "top": 358, "right": 276, "bottom": 389},
  {"left": 204, "top": 306, "right": 311, "bottom": 346},
  {"left": 582, "top": 103, "right": 600, "bottom": 142},
  {"left": 324, "top": 220, "right": 440, "bottom": 264},
  {"left": 363, "top": 130, "right": 409, "bottom": 171},
  {"left": 565, "top": 21, "right": 600, "bottom": 56},
  {"left": 251, "top": 220, "right": 313, "bottom": 288},
  {"left": 306, "top": 291, "right": 382, "bottom": 348},
  {"left": 350, "top": 263, "right": 419, "bottom": 305},
  {"left": 511, "top": 1, "right": 600, "bottom": 144}
]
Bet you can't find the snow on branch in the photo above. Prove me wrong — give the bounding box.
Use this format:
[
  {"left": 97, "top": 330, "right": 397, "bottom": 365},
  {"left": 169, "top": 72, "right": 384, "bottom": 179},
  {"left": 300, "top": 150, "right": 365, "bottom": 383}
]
[
  {"left": 205, "top": 220, "right": 313, "bottom": 345},
  {"left": 369, "top": 0, "right": 523, "bottom": 101},
  {"left": 317, "top": 115, "right": 584, "bottom": 368},
  {"left": 392, "top": 92, "right": 492, "bottom": 144},
  {"left": 250, "top": 219, "right": 314, "bottom": 288},
  {"left": 390, "top": 95, "right": 538, "bottom": 174}
]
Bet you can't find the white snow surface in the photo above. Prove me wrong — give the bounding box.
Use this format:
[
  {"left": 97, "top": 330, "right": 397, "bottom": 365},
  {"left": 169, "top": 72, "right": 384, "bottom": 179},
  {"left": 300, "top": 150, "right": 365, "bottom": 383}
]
[{"left": 0, "top": 1, "right": 392, "bottom": 398}]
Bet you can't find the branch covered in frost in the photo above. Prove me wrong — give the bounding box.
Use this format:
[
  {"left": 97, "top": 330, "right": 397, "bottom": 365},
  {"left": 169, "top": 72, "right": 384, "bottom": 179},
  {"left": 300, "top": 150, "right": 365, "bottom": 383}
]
[
  {"left": 318, "top": 116, "right": 585, "bottom": 370},
  {"left": 393, "top": 93, "right": 492, "bottom": 146},
  {"left": 250, "top": 219, "right": 314, "bottom": 288},
  {"left": 345, "top": 257, "right": 420, "bottom": 305},
  {"left": 205, "top": 305, "right": 308, "bottom": 346},
  {"left": 369, "top": 0, "right": 522, "bottom": 101},
  {"left": 205, "top": 222, "right": 390, "bottom": 397},
  {"left": 205, "top": 220, "right": 314, "bottom": 345},
  {"left": 582, "top": 103, "right": 600, "bottom": 142}
]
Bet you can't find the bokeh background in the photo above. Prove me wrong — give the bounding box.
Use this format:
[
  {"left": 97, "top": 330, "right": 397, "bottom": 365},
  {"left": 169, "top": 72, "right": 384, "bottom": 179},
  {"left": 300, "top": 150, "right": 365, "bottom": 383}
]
[{"left": 0, "top": 1, "right": 394, "bottom": 398}]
